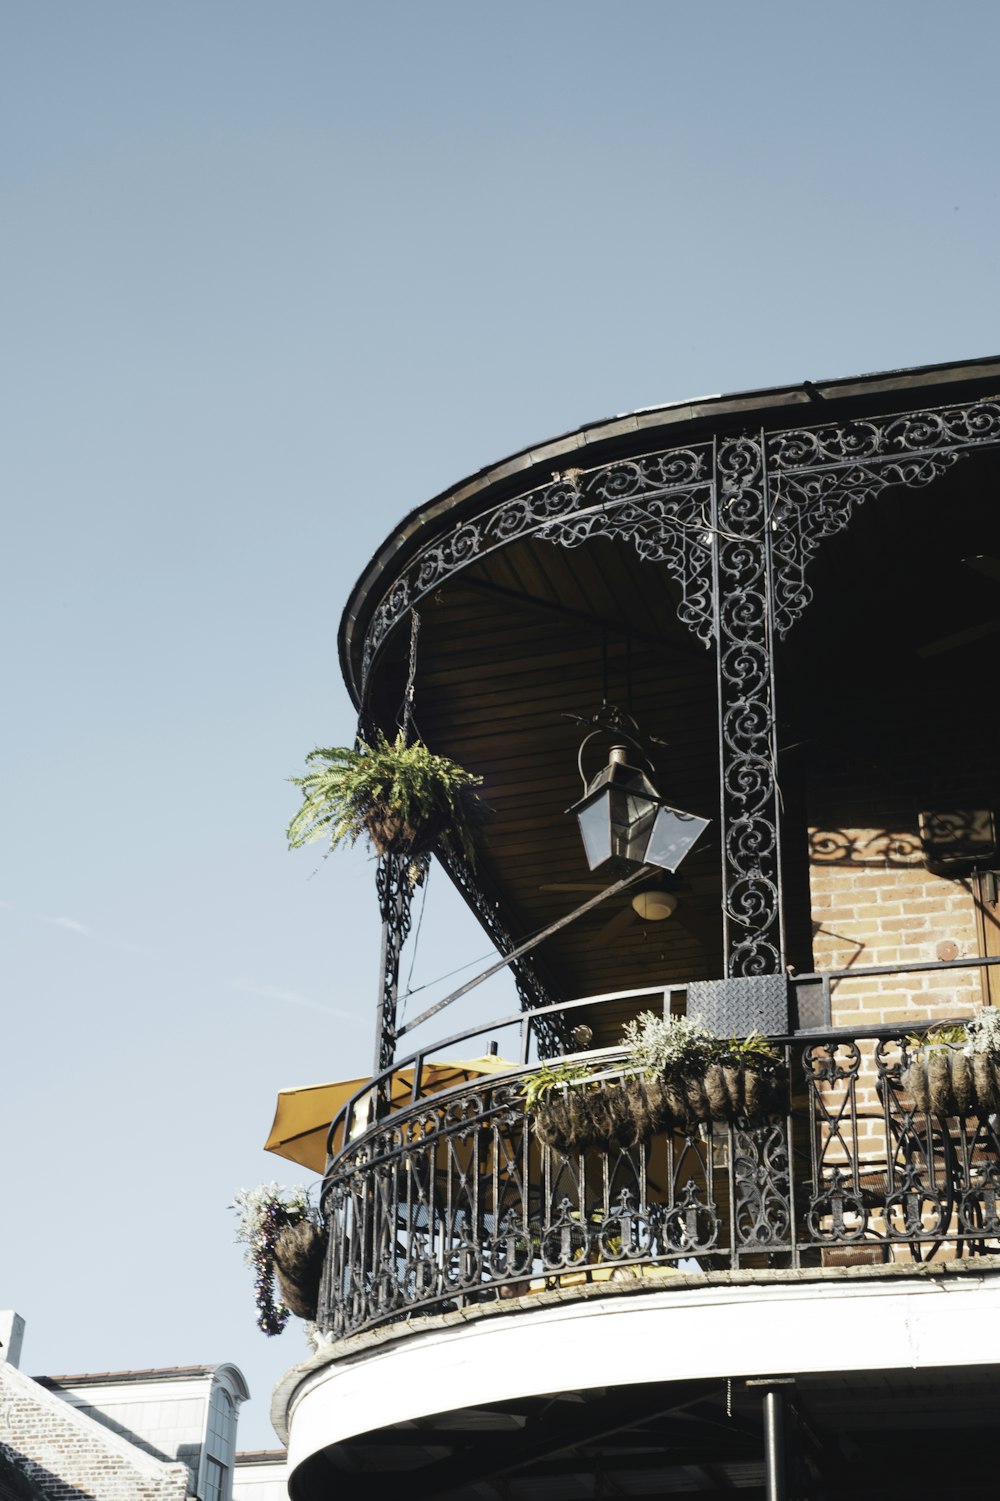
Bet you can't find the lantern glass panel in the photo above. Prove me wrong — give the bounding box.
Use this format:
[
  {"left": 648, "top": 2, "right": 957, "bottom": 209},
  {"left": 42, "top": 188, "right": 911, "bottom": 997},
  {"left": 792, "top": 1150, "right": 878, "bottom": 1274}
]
[
  {"left": 578, "top": 795, "right": 613, "bottom": 869},
  {"left": 620, "top": 795, "right": 656, "bottom": 864},
  {"left": 645, "top": 806, "right": 710, "bottom": 872}
]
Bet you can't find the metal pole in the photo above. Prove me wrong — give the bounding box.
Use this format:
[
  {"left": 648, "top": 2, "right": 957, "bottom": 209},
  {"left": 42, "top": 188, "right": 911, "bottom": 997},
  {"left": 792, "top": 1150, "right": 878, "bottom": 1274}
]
[
  {"left": 763, "top": 1388, "right": 787, "bottom": 1501},
  {"left": 397, "top": 864, "right": 653, "bottom": 1038},
  {"left": 373, "top": 853, "right": 415, "bottom": 1076}
]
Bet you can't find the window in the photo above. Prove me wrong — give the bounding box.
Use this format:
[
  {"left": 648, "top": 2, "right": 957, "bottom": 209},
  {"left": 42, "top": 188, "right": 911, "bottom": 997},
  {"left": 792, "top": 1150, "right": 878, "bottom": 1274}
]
[{"left": 203, "top": 1454, "right": 226, "bottom": 1501}]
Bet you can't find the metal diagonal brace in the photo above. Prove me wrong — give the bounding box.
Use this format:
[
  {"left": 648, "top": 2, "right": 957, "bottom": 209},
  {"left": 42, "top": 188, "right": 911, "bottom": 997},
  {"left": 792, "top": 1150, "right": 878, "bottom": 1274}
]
[{"left": 396, "top": 865, "right": 654, "bottom": 1039}]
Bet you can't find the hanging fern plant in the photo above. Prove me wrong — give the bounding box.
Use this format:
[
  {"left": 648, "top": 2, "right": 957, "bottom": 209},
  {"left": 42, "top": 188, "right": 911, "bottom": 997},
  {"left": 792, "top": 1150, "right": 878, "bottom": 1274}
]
[{"left": 287, "top": 731, "right": 486, "bottom": 863}]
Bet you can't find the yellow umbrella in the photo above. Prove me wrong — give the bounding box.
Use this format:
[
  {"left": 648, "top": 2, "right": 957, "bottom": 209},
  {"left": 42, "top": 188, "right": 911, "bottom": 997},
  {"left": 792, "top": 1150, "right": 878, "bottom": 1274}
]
[{"left": 264, "top": 1054, "right": 517, "bottom": 1173}]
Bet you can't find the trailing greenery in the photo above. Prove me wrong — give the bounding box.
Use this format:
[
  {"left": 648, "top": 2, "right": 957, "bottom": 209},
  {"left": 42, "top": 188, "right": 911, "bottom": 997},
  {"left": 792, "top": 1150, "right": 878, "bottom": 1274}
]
[
  {"left": 620, "top": 1013, "right": 714, "bottom": 1077},
  {"left": 713, "top": 1028, "right": 785, "bottom": 1076},
  {"left": 287, "top": 731, "right": 485, "bottom": 863},
  {"left": 520, "top": 1060, "right": 596, "bottom": 1110},
  {"left": 905, "top": 1022, "right": 968, "bottom": 1056}
]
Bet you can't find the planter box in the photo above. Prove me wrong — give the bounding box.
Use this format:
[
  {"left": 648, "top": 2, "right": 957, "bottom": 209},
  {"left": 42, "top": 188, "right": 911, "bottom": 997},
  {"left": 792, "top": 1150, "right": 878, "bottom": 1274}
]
[{"left": 533, "top": 1065, "right": 786, "bottom": 1153}]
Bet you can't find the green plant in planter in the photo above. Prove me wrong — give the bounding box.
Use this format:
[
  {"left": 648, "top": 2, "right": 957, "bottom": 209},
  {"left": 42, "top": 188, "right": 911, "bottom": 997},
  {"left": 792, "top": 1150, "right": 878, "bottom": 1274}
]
[
  {"left": 903, "top": 1008, "right": 1000, "bottom": 1117},
  {"left": 622, "top": 1012, "right": 784, "bottom": 1129},
  {"left": 527, "top": 1013, "right": 786, "bottom": 1155},
  {"left": 520, "top": 1061, "right": 610, "bottom": 1153},
  {"left": 287, "top": 731, "right": 485, "bottom": 863}
]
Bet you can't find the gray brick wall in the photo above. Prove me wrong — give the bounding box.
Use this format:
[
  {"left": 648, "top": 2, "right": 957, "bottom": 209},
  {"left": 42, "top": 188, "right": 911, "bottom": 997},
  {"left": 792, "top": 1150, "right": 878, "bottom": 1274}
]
[{"left": 0, "top": 1364, "right": 190, "bottom": 1501}]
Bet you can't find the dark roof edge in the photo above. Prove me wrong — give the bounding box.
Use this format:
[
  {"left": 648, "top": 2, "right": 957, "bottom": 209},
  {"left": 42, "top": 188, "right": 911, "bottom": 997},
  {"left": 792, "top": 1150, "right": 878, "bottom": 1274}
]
[{"left": 338, "top": 353, "right": 1000, "bottom": 707}]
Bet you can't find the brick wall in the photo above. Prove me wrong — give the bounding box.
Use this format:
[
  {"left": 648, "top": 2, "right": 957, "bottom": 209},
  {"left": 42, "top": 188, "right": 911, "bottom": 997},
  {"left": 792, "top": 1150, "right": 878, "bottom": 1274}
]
[
  {"left": 0, "top": 1363, "right": 190, "bottom": 1501},
  {"left": 805, "top": 821, "right": 992, "bottom": 1259},
  {"left": 809, "top": 825, "right": 984, "bottom": 1030}
]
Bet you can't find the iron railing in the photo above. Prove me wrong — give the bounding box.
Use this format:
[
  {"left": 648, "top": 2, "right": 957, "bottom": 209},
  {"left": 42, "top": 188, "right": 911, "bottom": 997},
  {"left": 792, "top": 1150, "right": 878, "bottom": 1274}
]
[{"left": 318, "top": 1008, "right": 1000, "bottom": 1340}]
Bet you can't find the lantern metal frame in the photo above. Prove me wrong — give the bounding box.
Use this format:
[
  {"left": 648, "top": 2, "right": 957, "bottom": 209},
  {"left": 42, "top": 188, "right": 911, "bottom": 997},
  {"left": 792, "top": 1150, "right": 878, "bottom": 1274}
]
[{"left": 568, "top": 720, "right": 710, "bottom": 879}]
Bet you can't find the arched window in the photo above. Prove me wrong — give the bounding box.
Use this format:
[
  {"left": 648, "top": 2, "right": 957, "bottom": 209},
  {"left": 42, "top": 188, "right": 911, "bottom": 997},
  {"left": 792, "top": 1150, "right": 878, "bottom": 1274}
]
[{"left": 203, "top": 1386, "right": 235, "bottom": 1501}]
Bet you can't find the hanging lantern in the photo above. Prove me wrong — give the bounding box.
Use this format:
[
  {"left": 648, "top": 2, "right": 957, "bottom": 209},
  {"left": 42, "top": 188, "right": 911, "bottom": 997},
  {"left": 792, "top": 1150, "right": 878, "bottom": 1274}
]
[{"left": 569, "top": 744, "right": 709, "bottom": 877}]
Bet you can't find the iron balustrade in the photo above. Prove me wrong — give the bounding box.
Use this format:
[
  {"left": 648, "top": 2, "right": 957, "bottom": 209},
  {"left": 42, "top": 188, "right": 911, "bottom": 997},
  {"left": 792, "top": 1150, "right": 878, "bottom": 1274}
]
[{"left": 317, "top": 963, "right": 1000, "bottom": 1340}]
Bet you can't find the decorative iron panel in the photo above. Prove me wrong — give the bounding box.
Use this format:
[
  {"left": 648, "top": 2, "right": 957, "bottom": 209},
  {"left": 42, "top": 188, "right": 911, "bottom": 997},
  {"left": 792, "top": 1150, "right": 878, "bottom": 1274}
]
[
  {"left": 318, "top": 1024, "right": 1000, "bottom": 1341},
  {"left": 357, "top": 392, "right": 1000, "bottom": 991},
  {"left": 374, "top": 853, "right": 419, "bottom": 1074}
]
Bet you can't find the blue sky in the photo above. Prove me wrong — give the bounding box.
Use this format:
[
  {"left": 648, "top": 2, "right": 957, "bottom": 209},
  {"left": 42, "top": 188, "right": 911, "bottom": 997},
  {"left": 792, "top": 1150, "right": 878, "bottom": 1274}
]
[{"left": 4, "top": 0, "right": 999, "bottom": 1451}]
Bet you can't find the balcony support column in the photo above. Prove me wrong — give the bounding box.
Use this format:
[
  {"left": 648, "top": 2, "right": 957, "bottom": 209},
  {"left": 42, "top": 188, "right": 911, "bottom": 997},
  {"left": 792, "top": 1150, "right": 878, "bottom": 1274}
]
[
  {"left": 712, "top": 432, "right": 785, "bottom": 977},
  {"left": 763, "top": 1387, "right": 787, "bottom": 1501},
  {"left": 373, "top": 852, "right": 416, "bottom": 1075}
]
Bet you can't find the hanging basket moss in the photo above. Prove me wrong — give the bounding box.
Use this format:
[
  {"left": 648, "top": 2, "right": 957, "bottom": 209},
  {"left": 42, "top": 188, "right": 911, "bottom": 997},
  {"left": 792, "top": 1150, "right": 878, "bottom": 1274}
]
[
  {"left": 273, "top": 1220, "right": 329, "bottom": 1322},
  {"left": 363, "top": 804, "right": 448, "bottom": 858},
  {"left": 527, "top": 1018, "right": 786, "bottom": 1155},
  {"left": 902, "top": 1051, "right": 1000, "bottom": 1117},
  {"left": 902, "top": 1012, "right": 1000, "bottom": 1118}
]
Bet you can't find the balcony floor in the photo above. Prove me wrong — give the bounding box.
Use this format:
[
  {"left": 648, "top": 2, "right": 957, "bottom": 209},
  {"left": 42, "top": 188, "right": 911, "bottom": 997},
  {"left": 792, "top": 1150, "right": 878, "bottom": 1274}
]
[{"left": 276, "top": 1256, "right": 1000, "bottom": 1499}]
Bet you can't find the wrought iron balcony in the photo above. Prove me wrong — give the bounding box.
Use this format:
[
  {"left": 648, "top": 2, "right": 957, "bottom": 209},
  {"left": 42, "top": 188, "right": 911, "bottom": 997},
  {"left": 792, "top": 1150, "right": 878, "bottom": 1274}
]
[{"left": 317, "top": 976, "right": 1000, "bottom": 1342}]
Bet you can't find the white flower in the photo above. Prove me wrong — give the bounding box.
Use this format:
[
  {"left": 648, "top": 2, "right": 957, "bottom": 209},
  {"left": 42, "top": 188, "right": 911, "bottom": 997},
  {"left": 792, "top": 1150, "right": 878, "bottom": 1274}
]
[
  {"left": 231, "top": 1183, "right": 310, "bottom": 1266},
  {"left": 967, "top": 1006, "right": 1000, "bottom": 1061},
  {"left": 620, "top": 1012, "right": 714, "bottom": 1076}
]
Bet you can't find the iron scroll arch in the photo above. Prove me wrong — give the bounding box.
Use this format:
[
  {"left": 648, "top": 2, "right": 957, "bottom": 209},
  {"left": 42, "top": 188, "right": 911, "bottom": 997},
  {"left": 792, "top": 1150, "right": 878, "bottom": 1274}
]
[{"left": 357, "top": 394, "right": 1000, "bottom": 983}]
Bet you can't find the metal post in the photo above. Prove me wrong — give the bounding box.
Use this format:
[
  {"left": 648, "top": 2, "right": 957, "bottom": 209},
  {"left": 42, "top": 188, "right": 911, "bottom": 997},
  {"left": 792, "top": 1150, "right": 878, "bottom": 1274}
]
[
  {"left": 763, "top": 1388, "right": 787, "bottom": 1501},
  {"left": 713, "top": 431, "right": 784, "bottom": 978},
  {"left": 373, "top": 852, "right": 415, "bottom": 1076}
]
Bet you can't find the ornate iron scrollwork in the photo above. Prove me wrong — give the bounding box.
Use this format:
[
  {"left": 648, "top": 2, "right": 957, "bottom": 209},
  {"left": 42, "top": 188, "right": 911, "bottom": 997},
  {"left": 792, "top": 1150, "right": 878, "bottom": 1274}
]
[
  {"left": 374, "top": 852, "right": 419, "bottom": 1074},
  {"left": 358, "top": 391, "right": 1000, "bottom": 992},
  {"left": 767, "top": 398, "right": 1000, "bottom": 635},
  {"left": 661, "top": 1177, "right": 720, "bottom": 1255},
  {"left": 536, "top": 481, "right": 715, "bottom": 647},
  {"left": 713, "top": 433, "right": 782, "bottom": 974},
  {"left": 598, "top": 1188, "right": 654, "bottom": 1261},
  {"left": 361, "top": 446, "right": 714, "bottom": 680},
  {"left": 884, "top": 1164, "right": 946, "bottom": 1241},
  {"left": 733, "top": 1123, "right": 791, "bottom": 1249},
  {"left": 960, "top": 1165, "right": 1000, "bottom": 1239},
  {"left": 540, "top": 1197, "right": 590, "bottom": 1270},
  {"left": 806, "top": 1167, "right": 868, "bottom": 1243},
  {"left": 487, "top": 1210, "right": 534, "bottom": 1280}
]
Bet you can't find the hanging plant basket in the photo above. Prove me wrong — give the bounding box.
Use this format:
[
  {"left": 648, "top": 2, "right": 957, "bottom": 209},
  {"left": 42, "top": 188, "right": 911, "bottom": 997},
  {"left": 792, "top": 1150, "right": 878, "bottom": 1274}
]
[
  {"left": 363, "top": 803, "right": 447, "bottom": 858},
  {"left": 287, "top": 732, "right": 485, "bottom": 865},
  {"left": 273, "top": 1220, "right": 329, "bottom": 1321},
  {"left": 902, "top": 1051, "right": 1000, "bottom": 1118},
  {"left": 649, "top": 1063, "right": 786, "bottom": 1130},
  {"left": 902, "top": 1012, "right": 1000, "bottom": 1118},
  {"left": 526, "top": 1016, "right": 786, "bottom": 1156}
]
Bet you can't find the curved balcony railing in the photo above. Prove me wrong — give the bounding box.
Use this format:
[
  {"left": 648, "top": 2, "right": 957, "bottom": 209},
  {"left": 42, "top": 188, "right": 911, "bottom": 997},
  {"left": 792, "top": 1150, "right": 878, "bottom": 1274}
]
[{"left": 318, "top": 966, "right": 1000, "bottom": 1341}]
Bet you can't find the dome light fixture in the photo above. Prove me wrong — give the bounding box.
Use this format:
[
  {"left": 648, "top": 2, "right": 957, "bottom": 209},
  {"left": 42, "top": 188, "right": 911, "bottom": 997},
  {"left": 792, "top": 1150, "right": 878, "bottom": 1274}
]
[{"left": 631, "top": 887, "right": 679, "bottom": 922}]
